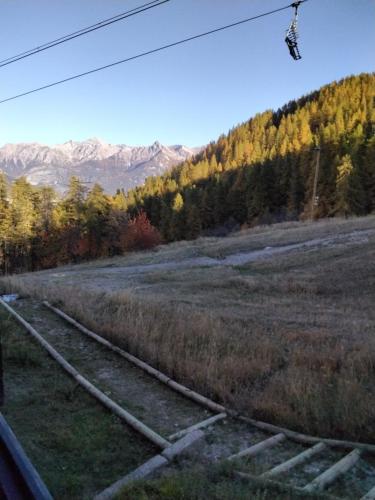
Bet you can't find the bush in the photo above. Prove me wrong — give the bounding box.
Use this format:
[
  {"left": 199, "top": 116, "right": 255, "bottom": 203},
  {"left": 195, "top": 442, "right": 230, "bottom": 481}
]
[{"left": 121, "top": 211, "right": 162, "bottom": 251}]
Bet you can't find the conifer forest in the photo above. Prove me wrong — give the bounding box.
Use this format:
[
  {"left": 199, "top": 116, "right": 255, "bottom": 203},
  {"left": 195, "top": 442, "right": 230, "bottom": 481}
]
[{"left": 1, "top": 73, "right": 374, "bottom": 273}]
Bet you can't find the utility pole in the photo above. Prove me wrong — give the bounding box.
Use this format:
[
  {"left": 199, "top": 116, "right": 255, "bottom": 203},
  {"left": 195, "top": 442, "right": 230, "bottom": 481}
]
[{"left": 311, "top": 145, "right": 321, "bottom": 220}]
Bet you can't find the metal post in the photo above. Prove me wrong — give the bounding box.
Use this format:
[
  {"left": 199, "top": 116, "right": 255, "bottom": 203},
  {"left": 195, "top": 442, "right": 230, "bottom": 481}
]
[{"left": 311, "top": 146, "right": 321, "bottom": 220}]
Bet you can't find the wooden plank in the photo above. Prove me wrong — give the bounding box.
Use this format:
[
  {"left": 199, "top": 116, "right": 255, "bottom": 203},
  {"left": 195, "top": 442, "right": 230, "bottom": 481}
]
[
  {"left": 168, "top": 413, "right": 227, "bottom": 440},
  {"left": 303, "top": 448, "right": 362, "bottom": 492},
  {"left": 361, "top": 485, "right": 375, "bottom": 500},
  {"left": 261, "top": 442, "right": 327, "bottom": 478},
  {"left": 43, "top": 301, "right": 226, "bottom": 414},
  {"left": 239, "top": 416, "right": 375, "bottom": 455},
  {"left": 161, "top": 430, "right": 204, "bottom": 461},
  {"left": 94, "top": 455, "right": 168, "bottom": 500},
  {"left": 234, "top": 470, "right": 339, "bottom": 500},
  {"left": 42, "top": 302, "right": 375, "bottom": 457},
  {"left": 95, "top": 430, "right": 205, "bottom": 500},
  {"left": 0, "top": 299, "right": 170, "bottom": 450},
  {"left": 228, "top": 433, "right": 285, "bottom": 461}
]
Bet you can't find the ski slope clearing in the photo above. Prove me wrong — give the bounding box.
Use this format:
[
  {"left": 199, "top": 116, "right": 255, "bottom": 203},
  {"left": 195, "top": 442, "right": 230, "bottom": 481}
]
[{"left": 2, "top": 215, "right": 375, "bottom": 443}]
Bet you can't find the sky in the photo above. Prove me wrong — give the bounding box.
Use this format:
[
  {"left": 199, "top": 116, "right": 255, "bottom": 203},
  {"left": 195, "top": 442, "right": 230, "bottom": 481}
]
[{"left": 0, "top": 0, "right": 374, "bottom": 148}]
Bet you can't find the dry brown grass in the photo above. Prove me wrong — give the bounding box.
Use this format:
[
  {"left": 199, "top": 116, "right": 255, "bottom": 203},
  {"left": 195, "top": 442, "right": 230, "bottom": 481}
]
[{"left": 2, "top": 215, "right": 375, "bottom": 443}]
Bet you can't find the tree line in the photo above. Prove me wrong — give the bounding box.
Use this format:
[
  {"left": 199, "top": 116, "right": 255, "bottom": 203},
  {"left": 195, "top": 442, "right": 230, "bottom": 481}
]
[
  {"left": 0, "top": 73, "right": 374, "bottom": 273},
  {"left": 122, "top": 73, "right": 375, "bottom": 240},
  {"left": 0, "top": 175, "right": 160, "bottom": 274}
]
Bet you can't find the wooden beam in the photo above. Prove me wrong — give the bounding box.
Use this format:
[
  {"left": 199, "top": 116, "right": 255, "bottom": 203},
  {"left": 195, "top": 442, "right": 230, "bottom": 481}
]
[
  {"left": 0, "top": 299, "right": 170, "bottom": 450},
  {"left": 228, "top": 433, "right": 285, "bottom": 461},
  {"left": 234, "top": 470, "right": 338, "bottom": 500},
  {"left": 262, "top": 442, "right": 327, "bottom": 478},
  {"left": 168, "top": 412, "right": 227, "bottom": 441},
  {"left": 303, "top": 449, "right": 362, "bottom": 492},
  {"left": 43, "top": 302, "right": 375, "bottom": 457},
  {"left": 43, "top": 301, "right": 226, "bottom": 414},
  {"left": 95, "top": 430, "right": 205, "bottom": 500},
  {"left": 361, "top": 485, "right": 375, "bottom": 500},
  {"left": 239, "top": 416, "right": 375, "bottom": 455},
  {"left": 94, "top": 455, "right": 168, "bottom": 500}
]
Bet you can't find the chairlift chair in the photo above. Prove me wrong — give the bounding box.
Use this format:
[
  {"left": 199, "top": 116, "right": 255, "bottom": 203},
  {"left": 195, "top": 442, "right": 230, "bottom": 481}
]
[{"left": 285, "top": 2, "right": 302, "bottom": 60}]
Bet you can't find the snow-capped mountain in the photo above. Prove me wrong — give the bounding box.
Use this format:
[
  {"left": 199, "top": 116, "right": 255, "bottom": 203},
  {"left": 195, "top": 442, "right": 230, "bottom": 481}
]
[{"left": 0, "top": 138, "right": 200, "bottom": 193}]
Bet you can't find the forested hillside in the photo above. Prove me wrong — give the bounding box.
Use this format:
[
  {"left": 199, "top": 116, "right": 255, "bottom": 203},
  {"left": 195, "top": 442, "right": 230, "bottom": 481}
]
[
  {"left": 0, "top": 74, "right": 374, "bottom": 273},
  {"left": 122, "top": 74, "right": 375, "bottom": 240},
  {"left": 0, "top": 176, "right": 160, "bottom": 273}
]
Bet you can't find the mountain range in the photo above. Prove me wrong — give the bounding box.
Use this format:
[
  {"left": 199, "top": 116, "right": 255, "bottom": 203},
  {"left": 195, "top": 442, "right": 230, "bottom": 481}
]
[{"left": 0, "top": 138, "right": 200, "bottom": 193}]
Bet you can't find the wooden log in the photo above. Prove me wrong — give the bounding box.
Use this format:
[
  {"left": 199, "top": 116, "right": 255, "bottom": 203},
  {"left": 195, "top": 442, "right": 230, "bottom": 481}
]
[
  {"left": 261, "top": 442, "right": 327, "bottom": 478},
  {"left": 43, "top": 301, "right": 226, "bottom": 414},
  {"left": 302, "top": 448, "right": 362, "bottom": 492},
  {"left": 94, "top": 455, "right": 169, "bottom": 500},
  {"left": 168, "top": 412, "right": 227, "bottom": 441},
  {"left": 43, "top": 303, "right": 375, "bottom": 457},
  {"left": 95, "top": 430, "right": 205, "bottom": 500},
  {"left": 234, "top": 471, "right": 339, "bottom": 500},
  {"left": 228, "top": 433, "right": 285, "bottom": 461},
  {"left": 361, "top": 485, "right": 375, "bottom": 500},
  {"left": 161, "top": 429, "right": 204, "bottom": 461},
  {"left": 239, "top": 416, "right": 375, "bottom": 455},
  {"left": 0, "top": 299, "right": 170, "bottom": 450}
]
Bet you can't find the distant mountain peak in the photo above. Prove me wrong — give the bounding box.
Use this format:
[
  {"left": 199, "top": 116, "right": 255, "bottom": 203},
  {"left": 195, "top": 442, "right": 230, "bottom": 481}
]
[{"left": 0, "top": 139, "right": 201, "bottom": 194}]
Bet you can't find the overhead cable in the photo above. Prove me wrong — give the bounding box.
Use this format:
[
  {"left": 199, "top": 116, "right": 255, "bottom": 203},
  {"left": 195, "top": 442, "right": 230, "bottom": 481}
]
[
  {"left": 0, "top": 1, "right": 308, "bottom": 105},
  {"left": 0, "top": 0, "right": 169, "bottom": 69}
]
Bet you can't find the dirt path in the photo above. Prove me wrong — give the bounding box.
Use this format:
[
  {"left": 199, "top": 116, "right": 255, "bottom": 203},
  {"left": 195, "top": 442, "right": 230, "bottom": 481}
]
[
  {"left": 5, "top": 297, "right": 375, "bottom": 499},
  {"left": 13, "top": 299, "right": 210, "bottom": 437},
  {"left": 48, "top": 228, "right": 375, "bottom": 282}
]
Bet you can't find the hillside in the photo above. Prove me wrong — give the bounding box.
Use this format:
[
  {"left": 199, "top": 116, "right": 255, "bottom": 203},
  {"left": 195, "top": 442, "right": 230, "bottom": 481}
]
[
  {"left": 2, "top": 215, "right": 375, "bottom": 443},
  {"left": 1, "top": 74, "right": 374, "bottom": 275},
  {"left": 122, "top": 73, "right": 375, "bottom": 240},
  {"left": 0, "top": 138, "right": 199, "bottom": 193}
]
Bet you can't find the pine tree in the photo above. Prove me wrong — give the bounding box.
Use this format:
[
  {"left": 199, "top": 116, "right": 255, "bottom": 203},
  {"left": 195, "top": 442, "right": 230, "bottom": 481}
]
[
  {"left": 0, "top": 173, "right": 10, "bottom": 273},
  {"left": 360, "top": 137, "right": 375, "bottom": 212},
  {"left": 60, "top": 176, "right": 87, "bottom": 226},
  {"left": 185, "top": 205, "right": 202, "bottom": 239},
  {"left": 0, "top": 173, "right": 9, "bottom": 233},
  {"left": 334, "top": 155, "right": 354, "bottom": 216},
  {"left": 2, "top": 74, "right": 375, "bottom": 270},
  {"left": 8, "top": 177, "right": 37, "bottom": 270},
  {"left": 169, "top": 193, "right": 184, "bottom": 240},
  {"left": 86, "top": 184, "right": 112, "bottom": 256}
]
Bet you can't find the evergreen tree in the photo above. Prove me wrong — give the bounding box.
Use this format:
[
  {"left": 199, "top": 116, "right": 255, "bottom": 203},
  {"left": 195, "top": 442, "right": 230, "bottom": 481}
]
[
  {"left": 185, "top": 205, "right": 202, "bottom": 239},
  {"left": 334, "top": 155, "right": 354, "bottom": 216},
  {"left": 124, "top": 74, "right": 375, "bottom": 238},
  {"left": 0, "top": 173, "right": 10, "bottom": 273},
  {"left": 86, "top": 184, "right": 112, "bottom": 256},
  {"left": 1, "top": 74, "right": 375, "bottom": 272},
  {"left": 60, "top": 176, "right": 87, "bottom": 227},
  {"left": 169, "top": 193, "right": 184, "bottom": 240}
]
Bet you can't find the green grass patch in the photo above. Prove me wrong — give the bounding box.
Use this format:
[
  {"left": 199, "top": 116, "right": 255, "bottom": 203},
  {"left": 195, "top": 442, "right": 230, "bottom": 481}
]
[
  {"left": 0, "top": 309, "right": 155, "bottom": 499},
  {"left": 117, "top": 463, "right": 331, "bottom": 499}
]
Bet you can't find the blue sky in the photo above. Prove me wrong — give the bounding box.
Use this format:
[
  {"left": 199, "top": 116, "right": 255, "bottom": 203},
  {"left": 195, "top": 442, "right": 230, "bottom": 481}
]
[{"left": 0, "top": 0, "right": 374, "bottom": 147}]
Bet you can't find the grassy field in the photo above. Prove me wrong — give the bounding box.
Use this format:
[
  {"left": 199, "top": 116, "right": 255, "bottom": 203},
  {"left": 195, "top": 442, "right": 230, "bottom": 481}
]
[
  {"left": 0, "top": 309, "right": 155, "bottom": 499},
  {"left": 2, "top": 215, "right": 375, "bottom": 443},
  {"left": 117, "top": 463, "right": 332, "bottom": 500}
]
